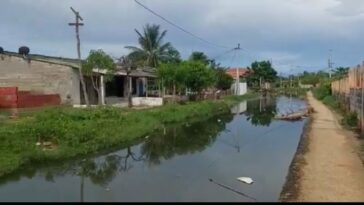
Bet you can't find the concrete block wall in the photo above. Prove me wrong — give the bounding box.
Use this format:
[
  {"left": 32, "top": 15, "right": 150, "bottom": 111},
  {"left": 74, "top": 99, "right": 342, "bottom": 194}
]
[{"left": 0, "top": 55, "right": 80, "bottom": 104}]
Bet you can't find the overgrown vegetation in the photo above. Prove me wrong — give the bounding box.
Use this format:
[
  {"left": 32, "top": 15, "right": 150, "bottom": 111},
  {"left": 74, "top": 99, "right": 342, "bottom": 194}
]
[
  {"left": 313, "top": 83, "right": 358, "bottom": 128},
  {"left": 0, "top": 93, "right": 257, "bottom": 178}
]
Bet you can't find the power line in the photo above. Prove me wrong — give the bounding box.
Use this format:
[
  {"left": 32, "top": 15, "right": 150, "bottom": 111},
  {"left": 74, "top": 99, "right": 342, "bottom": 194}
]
[
  {"left": 210, "top": 48, "right": 236, "bottom": 60},
  {"left": 134, "top": 0, "right": 229, "bottom": 49}
]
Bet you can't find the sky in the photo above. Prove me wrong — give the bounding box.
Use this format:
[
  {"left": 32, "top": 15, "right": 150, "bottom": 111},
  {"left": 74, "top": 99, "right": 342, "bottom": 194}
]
[{"left": 2, "top": 0, "right": 364, "bottom": 74}]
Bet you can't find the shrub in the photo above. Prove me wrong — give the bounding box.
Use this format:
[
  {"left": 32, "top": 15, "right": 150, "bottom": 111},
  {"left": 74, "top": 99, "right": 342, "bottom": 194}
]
[
  {"left": 342, "top": 112, "right": 358, "bottom": 128},
  {"left": 313, "top": 83, "right": 331, "bottom": 100},
  {"left": 322, "top": 95, "right": 339, "bottom": 109}
]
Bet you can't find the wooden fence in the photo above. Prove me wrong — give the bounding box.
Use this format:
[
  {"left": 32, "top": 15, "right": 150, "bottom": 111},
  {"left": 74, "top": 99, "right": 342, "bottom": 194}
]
[{"left": 331, "top": 64, "right": 364, "bottom": 131}]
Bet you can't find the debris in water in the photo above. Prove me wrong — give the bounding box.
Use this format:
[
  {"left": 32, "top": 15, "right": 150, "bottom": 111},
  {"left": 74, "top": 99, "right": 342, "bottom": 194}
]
[
  {"left": 237, "top": 177, "right": 254, "bottom": 185},
  {"left": 105, "top": 187, "right": 110, "bottom": 192},
  {"left": 217, "top": 119, "right": 221, "bottom": 122},
  {"left": 209, "top": 178, "right": 257, "bottom": 201}
]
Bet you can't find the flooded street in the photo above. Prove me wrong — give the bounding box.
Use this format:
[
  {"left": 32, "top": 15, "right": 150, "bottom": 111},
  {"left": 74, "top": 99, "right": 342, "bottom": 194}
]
[{"left": 0, "top": 96, "right": 307, "bottom": 202}]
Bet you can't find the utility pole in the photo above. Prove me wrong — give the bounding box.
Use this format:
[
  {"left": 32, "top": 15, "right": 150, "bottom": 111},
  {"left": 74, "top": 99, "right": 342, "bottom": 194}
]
[
  {"left": 328, "top": 49, "right": 334, "bottom": 79},
  {"left": 69, "top": 7, "right": 89, "bottom": 106},
  {"left": 234, "top": 43, "right": 241, "bottom": 95}
]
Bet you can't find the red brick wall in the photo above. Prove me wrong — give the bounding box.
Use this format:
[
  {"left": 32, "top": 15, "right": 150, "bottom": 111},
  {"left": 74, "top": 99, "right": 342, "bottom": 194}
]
[
  {"left": 17, "top": 93, "right": 61, "bottom": 108},
  {"left": 0, "top": 87, "right": 18, "bottom": 108},
  {"left": 0, "top": 87, "right": 61, "bottom": 108}
]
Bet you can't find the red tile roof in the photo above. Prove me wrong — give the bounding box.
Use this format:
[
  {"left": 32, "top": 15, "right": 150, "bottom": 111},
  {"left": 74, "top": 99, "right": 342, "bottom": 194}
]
[{"left": 225, "top": 68, "right": 250, "bottom": 79}]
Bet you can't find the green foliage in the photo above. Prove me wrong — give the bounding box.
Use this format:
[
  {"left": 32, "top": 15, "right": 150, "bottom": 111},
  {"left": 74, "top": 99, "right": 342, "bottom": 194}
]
[
  {"left": 322, "top": 95, "right": 339, "bottom": 109},
  {"left": 82, "top": 50, "right": 116, "bottom": 105},
  {"left": 246, "top": 61, "right": 277, "bottom": 87},
  {"left": 182, "top": 61, "right": 216, "bottom": 93},
  {"left": 332, "top": 67, "right": 349, "bottom": 80},
  {"left": 0, "top": 93, "right": 257, "bottom": 177},
  {"left": 313, "top": 83, "right": 331, "bottom": 100},
  {"left": 215, "top": 68, "right": 234, "bottom": 90},
  {"left": 125, "top": 24, "right": 179, "bottom": 67},
  {"left": 313, "top": 83, "right": 358, "bottom": 129},
  {"left": 299, "top": 71, "right": 320, "bottom": 86},
  {"left": 342, "top": 112, "right": 358, "bottom": 128},
  {"left": 83, "top": 49, "right": 115, "bottom": 75},
  {"left": 189, "top": 51, "right": 210, "bottom": 66}
]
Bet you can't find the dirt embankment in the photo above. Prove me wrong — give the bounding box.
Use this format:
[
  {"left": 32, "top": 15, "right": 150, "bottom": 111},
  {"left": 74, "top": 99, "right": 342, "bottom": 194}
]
[{"left": 280, "top": 91, "right": 364, "bottom": 202}]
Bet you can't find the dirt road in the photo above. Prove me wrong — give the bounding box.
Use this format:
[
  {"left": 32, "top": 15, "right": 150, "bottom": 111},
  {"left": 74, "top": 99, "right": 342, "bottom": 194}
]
[{"left": 295, "top": 92, "right": 364, "bottom": 202}]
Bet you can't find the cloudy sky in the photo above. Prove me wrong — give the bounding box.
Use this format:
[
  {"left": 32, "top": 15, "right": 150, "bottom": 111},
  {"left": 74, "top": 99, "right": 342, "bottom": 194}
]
[{"left": 2, "top": 0, "right": 364, "bottom": 74}]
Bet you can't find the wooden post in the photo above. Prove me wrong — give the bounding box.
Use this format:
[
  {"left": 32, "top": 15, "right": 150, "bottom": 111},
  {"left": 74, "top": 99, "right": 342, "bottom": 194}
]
[{"left": 69, "top": 7, "right": 89, "bottom": 106}]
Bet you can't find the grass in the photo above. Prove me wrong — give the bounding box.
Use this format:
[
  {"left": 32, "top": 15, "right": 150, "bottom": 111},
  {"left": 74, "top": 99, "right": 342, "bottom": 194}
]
[
  {"left": 0, "top": 92, "right": 257, "bottom": 177},
  {"left": 313, "top": 84, "right": 358, "bottom": 129},
  {"left": 313, "top": 84, "right": 364, "bottom": 163}
]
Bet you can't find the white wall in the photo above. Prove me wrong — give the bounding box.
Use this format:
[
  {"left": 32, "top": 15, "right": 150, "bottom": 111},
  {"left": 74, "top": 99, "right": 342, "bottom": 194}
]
[
  {"left": 231, "top": 82, "right": 247, "bottom": 96},
  {"left": 132, "top": 97, "right": 163, "bottom": 107}
]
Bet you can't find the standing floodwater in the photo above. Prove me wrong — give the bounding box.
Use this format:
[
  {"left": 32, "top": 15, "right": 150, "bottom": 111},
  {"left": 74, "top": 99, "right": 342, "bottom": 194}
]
[{"left": 0, "top": 96, "right": 306, "bottom": 202}]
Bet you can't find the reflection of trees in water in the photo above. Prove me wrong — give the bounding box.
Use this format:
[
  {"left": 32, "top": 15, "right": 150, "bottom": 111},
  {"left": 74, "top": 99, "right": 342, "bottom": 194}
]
[
  {"left": 245, "top": 96, "right": 277, "bottom": 126},
  {"left": 0, "top": 146, "right": 145, "bottom": 202},
  {"left": 141, "top": 114, "right": 234, "bottom": 166},
  {"left": 0, "top": 114, "right": 235, "bottom": 200}
]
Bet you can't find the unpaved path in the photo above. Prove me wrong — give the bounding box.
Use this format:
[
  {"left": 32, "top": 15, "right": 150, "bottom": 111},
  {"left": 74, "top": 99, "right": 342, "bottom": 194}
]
[{"left": 296, "top": 92, "right": 364, "bottom": 202}]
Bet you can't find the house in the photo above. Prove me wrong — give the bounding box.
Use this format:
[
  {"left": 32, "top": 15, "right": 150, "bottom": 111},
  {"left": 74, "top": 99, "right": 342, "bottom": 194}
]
[
  {"left": 225, "top": 68, "right": 250, "bottom": 96},
  {"left": 225, "top": 68, "right": 250, "bottom": 80},
  {"left": 0, "top": 50, "right": 160, "bottom": 108}
]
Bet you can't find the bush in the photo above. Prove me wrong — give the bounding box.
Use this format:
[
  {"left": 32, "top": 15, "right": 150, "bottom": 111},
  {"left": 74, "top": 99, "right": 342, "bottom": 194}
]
[
  {"left": 342, "top": 112, "right": 358, "bottom": 128},
  {"left": 322, "top": 95, "right": 339, "bottom": 109},
  {"left": 0, "top": 93, "right": 257, "bottom": 177},
  {"left": 313, "top": 83, "right": 331, "bottom": 100}
]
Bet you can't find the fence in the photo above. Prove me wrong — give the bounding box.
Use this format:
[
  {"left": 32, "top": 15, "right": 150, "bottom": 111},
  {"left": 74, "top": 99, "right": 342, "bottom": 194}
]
[{"left": 331, "top": 64, "right": 364, "bottom": 131}]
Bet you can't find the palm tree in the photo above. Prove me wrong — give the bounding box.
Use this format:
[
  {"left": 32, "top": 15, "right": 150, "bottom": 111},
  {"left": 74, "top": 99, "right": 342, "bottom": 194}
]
[{"left": 125, "top": 24, "right": 179, "bottom": 67}]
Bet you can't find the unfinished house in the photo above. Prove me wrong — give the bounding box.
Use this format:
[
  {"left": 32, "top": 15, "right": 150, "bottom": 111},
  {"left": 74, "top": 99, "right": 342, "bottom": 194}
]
[
  {"left": 93, "top": 64, "right": 161, "bottom": 107},
  {"left": 0, "top": 50, "right": 161, "bottom": 108}
]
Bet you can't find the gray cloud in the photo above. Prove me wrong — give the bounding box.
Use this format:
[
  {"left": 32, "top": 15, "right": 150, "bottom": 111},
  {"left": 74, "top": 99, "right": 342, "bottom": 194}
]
[{"left": 1, "top": 0, "right": 364, "bottom": 74}]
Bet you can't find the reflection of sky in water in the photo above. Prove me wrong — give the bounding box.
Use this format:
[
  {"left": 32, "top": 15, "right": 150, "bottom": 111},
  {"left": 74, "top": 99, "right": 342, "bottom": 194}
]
[{"left": 0, "top": 96, "right": 306, "bottom": 202}]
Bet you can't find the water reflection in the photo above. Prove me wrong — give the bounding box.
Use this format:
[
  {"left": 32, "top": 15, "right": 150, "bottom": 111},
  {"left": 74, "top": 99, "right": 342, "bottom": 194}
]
[
  {"left": 141, "top": 114, "right": 234, "bottom": 166},
  {"left": 0, "top": 96, "right": 306, "bottom": 202},
  {"left": 0, "top": 114, "right": 235, "bottom": 201},
  {"left": 245, "top": 95, "right": 277, "bottom": 127},
  {"left": 0, "top": 97, "right": 278, "bottom": 187}
]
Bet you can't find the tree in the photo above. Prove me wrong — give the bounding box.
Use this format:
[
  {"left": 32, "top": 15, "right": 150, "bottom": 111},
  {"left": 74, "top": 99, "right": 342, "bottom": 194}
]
[
  {"left": 118, "top": 56, "right": 136, "bottom": 108},
  {"left": 83, "top": 49, "right": 116, "bottom": 105},
  {"left": 189, "top": 51, "right": 209, "bottom": 65},
  {"left": 125, "top": 24, "right": 178, "bottom": 67},
  {"left": 215, "top": 68, "right": 234, "bottom": 90},
  {"left": 333, "top": 67, "right": 349, "bottom": 80},
  {"left": 246, "top": 61, "right": 277, "bottom": 88},
  {"left": 299, "top": 71, "right": 320, "bottom": 86},
  {"left": 182, "top": 61, "right": 216, "bottom": 98}
]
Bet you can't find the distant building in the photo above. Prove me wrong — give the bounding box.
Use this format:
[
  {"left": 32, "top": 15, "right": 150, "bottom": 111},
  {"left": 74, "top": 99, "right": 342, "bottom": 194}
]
[
  {"left": 225, "top": 68, "right": 250, "bottom": 96},
  {"left": 0, "top": 50, "right": 158, "bottom": 107},
  {"left": 225, "top": 68, "right": 250, "bottom": 80},
  {"left": 298, "top": 81, "right": 314, "bottom": 89}
]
